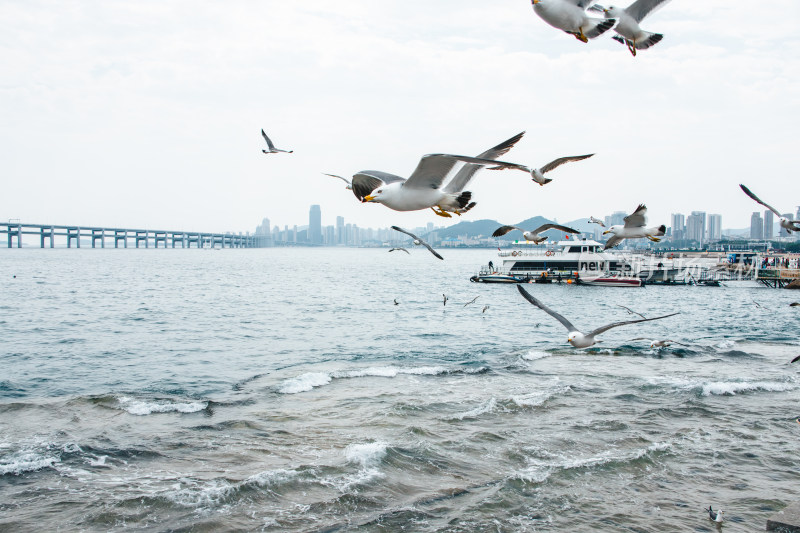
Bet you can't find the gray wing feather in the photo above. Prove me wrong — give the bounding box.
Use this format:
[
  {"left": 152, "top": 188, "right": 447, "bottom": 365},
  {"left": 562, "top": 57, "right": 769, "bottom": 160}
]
[
  {"left": 517, "top": 286, "right": 578, "bottom": 333},
  {"left": 261, "top": 129, "right": 276, "bottom": 150},
  {"left": 623, "top": 204, "right": 647, "bottom": 228},
  {"left": 351, "top": 171, "right": 405, "bottom": 201},
  {"left": 603, "top": 235, "right": 624, "bottom": 250},
  {"left": 492, "top": 225, "right": 524, "bottom": 237},
  {"left": 444, "top": 132, "right": 525, "bottom": 193},
  {"left": 533, "top": 224, "right": 581, "bottom": 235},
  {"left": 626, "top": 0, "right": 672, "bottom": 23},
  {"left": 740, "top": 184, "right": 781, "bottom": 217},
  {"left": 322, "top": 173, "right": 351, "bottom": 186},
  {"left": 539, "top": 154, "right": 594, "bottom": 174},
  {"left": 405, "top": 154, "right": 529, "bottom": 190},
  {"left": 588, "top": 312, "right": 679, "bottom": 337}
]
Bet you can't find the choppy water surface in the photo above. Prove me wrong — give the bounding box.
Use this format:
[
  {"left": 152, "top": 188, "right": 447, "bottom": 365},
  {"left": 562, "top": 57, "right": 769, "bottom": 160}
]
[{"left": 1, "top": 248, "right": 799, "bottom": 531}]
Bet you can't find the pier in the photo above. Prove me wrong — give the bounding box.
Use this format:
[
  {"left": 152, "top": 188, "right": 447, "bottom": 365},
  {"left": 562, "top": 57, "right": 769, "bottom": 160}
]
[
  {"left": 756, "top": 269, "right": 800, "bottom": 289},
  {"left": 1, "top": 222, "right": 266, "bottom": 249}
]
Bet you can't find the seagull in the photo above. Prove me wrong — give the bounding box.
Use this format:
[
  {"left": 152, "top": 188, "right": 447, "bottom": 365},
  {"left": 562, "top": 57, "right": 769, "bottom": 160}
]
[
  {"left": 351, "top": 133, "right": 527, "bottom": 217},
  {"left": 388, "top": 247, "right": 410, "bottom": 254},
  {"left": 393, "top": 298, "right": 399, "bottom": 306},
  {"left": 602, "top": 204, "right": 666, "bottom": 250},
  {"left": 482, "top": 305, "right": 490, "bottom": 313},
  {"left": 443, "top": 294, "right": 449, "bottom": 306},
  {"left": 791, "top": 355, "right": 800, "bottom": 363},
  {"left": 492, "top": 223, "right": 581, "bottom": 244},
  {"left": 791, "top": 302, "right": 800, "bottom": 307},
  {"left": 523, "top": 154, "right": 595, "bottom": 186},
  {"left": 531, "top": 0, "right": 616, "bottom": 43},
  {"left": 589, "top": 216, "right": 606, "bottom": 227},
  {"left": 740, "top": 184, "right": 800, "bottom": 234},
  {"left": 707, "top": 506, "right": 724, "bottom": 523},
  {"left": 464, "top": 296, "right": 479, "bottom": 307},
  {"left": 590, "top": 0, "right": 671, "bottom": 56},
  {"left": 517, "top": 285, "right": 678, "bottom": 348},
  {"left": 261, "top": 129, "right": 293, "bottom": 154},
  {"left": 322, "top": 173, "right": 352, "bottom": 190},
  {"left": 391, "top": 226, "right": 444, "bottom": 260},
  {"left": 630, "top": 338, "right": 687, "bottom": 348},
  {"left": 617, "top": 304, "right": 647, "bottom": 319}
]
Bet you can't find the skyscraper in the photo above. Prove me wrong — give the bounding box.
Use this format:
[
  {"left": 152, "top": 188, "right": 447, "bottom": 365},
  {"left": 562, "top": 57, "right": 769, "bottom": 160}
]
[
  {"left": 670, "top": 213, "right": 685, "bottom": 241},
  {"left": 763, "top": 210, "right": 773, "bottom": 240},
  {"left": 750, "top": 212, "right": 763, "bottom": 240},
  {"left": 686, "top": 211, "right": 706, "bottom": 244},
  {"left": 308, "top": 205, "right": 322, "bottom": 244},
  {"left": 707, "top": 214, "right": 722, "bottom": 242},
  {"left": 336, "top": 216, "right": 345, "bottom": 245}
]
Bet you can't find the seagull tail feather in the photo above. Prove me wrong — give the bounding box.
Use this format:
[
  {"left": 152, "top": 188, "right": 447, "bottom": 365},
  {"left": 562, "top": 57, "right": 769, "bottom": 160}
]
[{"left": 456, "top": 191, "right": 473, "bottom": 209}]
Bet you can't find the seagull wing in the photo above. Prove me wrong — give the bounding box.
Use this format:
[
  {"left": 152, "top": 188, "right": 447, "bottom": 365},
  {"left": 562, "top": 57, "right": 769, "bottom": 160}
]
[
  {"left": 533, "top": 224, "right": 581, "bottom": 235},
  {"left": 616, "top": 304, "right": 647, "bottom": 319},
  {"left": 443, "top": 132, "right": 525, "bottom": 193},
  {"left": 603, "top": 235, "right": 624, "bottom": 250},
  {"left": 539, "top": 154, "right": 594, "bottom": 174},
  {"left": 740, "top": 184, "right": 782, "bottom": 217},
  {"left": 391, "top": 225, "right": 443, "bottom": 260},
  {"left": 322, "top": 173, "right": 351, "bottom": 186},
  {"left": 589, "top": 216, "right": 606, "bottom": 227},
  {"left": 587, "top": 312, "right": 679, "bottom": 337},
  {"left": 517, "top": 285, "right": 579, "bottom": 333},
  {"left": 623, "top": 204, "right": 648, "bottom": 228},
  {"left": 492, "top": 225, "right": 524, "bottom": 237},
  {"left": 405, "top": 154, "right": 528, "bottom": 190},
  {"left": 790, "top": 354, "right": 800, "bottom": 364},
  {"left": 261, "top": 129, "right": 276, "bottom": 150},
  {"left": 625, "top": 0, "right": 672, "bottom": 23},
  {"left": 351, "top": 171, "right": 405, "bottom": 202}
]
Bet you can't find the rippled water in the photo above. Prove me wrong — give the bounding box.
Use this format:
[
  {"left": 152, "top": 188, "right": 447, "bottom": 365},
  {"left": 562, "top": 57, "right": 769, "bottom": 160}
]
[{"left": 1, "top": 248, "right": 799, "bottom": 531}]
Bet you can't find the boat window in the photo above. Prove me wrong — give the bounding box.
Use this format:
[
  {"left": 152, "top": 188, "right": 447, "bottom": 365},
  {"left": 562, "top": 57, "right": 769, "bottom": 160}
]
[{"left": 568, "top": 246, "right": 582, "bottom": 253}]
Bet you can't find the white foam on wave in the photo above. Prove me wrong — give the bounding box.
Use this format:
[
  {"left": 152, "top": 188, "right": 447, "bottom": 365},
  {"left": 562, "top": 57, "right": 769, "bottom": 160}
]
[
  {"left": 522, "top": 350, "right": 552, "bottom": 361},
  {"left": 345, "top": 441, "right": 388, "bottom": 468},
  {"left": 246, "top": 468, "right": 302, "bottom": 488},
  {"left": 452, "top": 397, "right": 497, "bottom": 421},
  {"left": 0, "top": 451, "right": 58, "bottom": 476},
  {"left": 512, "top": 385, "right": 571, "bottom": 407},
  {"left": 702, "top": 381, "right": 795, "bottom": 396},
  {"left": 715, "top": 340, "right": 735, "bottom": 350},
  {"left": 277, "top": 365, "right": 465, "bottom": 394},
  {"left": 117, "top": 396, "right": 208, "bottom": 416}
]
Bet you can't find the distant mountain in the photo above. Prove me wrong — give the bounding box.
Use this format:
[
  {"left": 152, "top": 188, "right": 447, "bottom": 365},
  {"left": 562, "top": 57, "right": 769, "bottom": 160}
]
[{"left": 435, "top": 215, "right": 589, "bottom": 240}]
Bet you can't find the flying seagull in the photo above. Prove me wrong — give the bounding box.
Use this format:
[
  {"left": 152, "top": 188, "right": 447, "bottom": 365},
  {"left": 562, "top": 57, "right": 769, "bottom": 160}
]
[
  {"left": 707, "top": 506, "right": 724, "bottom": 523},
  {"left": 351, "top": 133, "right": 528, "bottom": 217},
  {"left": 391, "top": 226, "right": 444, "bottom": 260},
  {"left": 531, "top": 0, "right": 617, "bottom": 43},
  {"left": 617, "top": 304, "right": 647, "bottom": 319},
  {"left": 517, "top": 285, "right": 678, "bottom": 348},
  {"left": 393, "top": 298, "right": 399, "bottom": 306},
  {"left": 521, "top": 154, "right": 595, "bottom": 186},
  {"left": 492, "top": 223, "right": 581, "bottom": 244},
  {"left": 464, "top": 296, "right": 479, "bottom": 307},
  {"left": 589, "top": 216, "right": 606, "bottom": 227},
  {"left": 591, "top": 0, "right": 671, "bottom": 56},
  {"left": 790, "top": 302, "right": 800, "bottom": 307},
  {"left": 443, "top": 294, "right": 449, "bottom": 306},
  {"left": 388, "top": 247, "right": 410, "bottom": 254},
  {"left": 603, "top": 204, "right": 666, "bottom": 250},
  {"left": 791, "top": 354, "right": 800, "bottom": 364},
  {"left": 740, "top": 184, "right": 800, "bottom": 234},
  {"left": 630, "top": 338, "right": 687, "bottom": 348},
  {"left": 482, "top": 305, "right": 490, "bottom": 313},
  {"left": 322, "top": 173, "right": 352, "bottom": 190},
  {"left": 261, "top": 129, "right": 293, "bottom": 154}
]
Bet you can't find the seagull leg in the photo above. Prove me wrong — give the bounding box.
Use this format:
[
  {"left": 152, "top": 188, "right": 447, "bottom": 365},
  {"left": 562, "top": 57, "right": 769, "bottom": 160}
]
[
  {"left": 627, "top": 40, "right": 637, "bottom": 56},
  {"left": 430, "top": 206, "right": 452, "bottom": 218},
  {"left": 646, "top": 236, "right": 661, "bottom": 242},
  {"left": 577, "top": 27, "right": 589, "bottom": 43}
]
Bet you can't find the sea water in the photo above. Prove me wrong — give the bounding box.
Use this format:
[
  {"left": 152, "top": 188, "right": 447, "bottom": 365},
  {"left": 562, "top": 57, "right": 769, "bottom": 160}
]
[{"left": 1, "top": 247, "right": 799, "bottom": 531}]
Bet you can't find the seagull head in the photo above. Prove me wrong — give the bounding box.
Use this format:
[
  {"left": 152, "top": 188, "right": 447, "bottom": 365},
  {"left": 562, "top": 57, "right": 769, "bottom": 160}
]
[
  {"left": 603, "top": 225, "right": 620, "bottom": 236},
  {"left": 603, "top": 6, "right": 623, "bottom": 18},
  {"left": 567, "top": 332, "right": 578, "bottom": 345},
  {"left": 363, "top": 188, "right": 385, "bottom": 203}
]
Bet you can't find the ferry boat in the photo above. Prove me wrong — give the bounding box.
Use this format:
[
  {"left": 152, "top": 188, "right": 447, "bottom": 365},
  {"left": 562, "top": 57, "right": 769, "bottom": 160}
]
[{"left": 469, "top": 240, "right": 664, "bottom": 286}]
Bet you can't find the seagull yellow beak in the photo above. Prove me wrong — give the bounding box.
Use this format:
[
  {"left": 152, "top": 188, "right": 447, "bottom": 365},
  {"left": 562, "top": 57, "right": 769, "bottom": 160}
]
[
  {"left": 602, "top": 229, "right": 610, "bottom": 235},
  {"left": 364, "top": 195, "right": 374, "bottom": 202}
]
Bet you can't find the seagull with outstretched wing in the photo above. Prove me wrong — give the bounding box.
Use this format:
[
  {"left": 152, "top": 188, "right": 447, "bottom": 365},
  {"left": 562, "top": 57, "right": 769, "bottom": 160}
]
[
  {"left": 602, "top": 204, "right": 666, "bottom": 250},
  {"left": 531, "top": 0, "right": 617, "bottom": 43},
  {"left": 391, "top": 226, "right": 444, "bottom": 260},
  {"left": 591, "top": 0, "right": 672, "bottom": 56},
  {"left": 261, "top": 129, "right": 293, "bottom": 154},
  {"left": 492, "top": 223, "right": 580, "bottom": 244},
  {"left": 740, "top": 184, "right": 800, "bottom": 234}
]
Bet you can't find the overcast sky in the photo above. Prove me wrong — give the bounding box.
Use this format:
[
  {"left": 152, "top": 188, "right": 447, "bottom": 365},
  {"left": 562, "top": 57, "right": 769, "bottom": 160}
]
[{"left": 2, "top": 1, "right": 798, "bottom": 234}]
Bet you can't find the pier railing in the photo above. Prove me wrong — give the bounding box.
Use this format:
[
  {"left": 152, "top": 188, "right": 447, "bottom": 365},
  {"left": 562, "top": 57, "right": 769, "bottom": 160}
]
[{"left": 1, "top": 222, "right": 267, "bottom": 249}]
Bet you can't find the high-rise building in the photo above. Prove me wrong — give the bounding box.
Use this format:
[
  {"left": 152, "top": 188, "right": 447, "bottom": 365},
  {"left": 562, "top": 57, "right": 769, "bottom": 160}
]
[
  {"left": 686, "top": 211, "right": 706, "bottom": 244},
  {"left": 308, "top": 205, "right": 322, "bottom": 244},
  {"left": 763, "top": 210, "right": 774, "bottom": 240},
  {"left": 750, "top": 212, "right": 763, "bottom": 240},
  {"left": 336, "top": 216, "right": 345, "bottom": 245},
  {"left": 670, "top": 213, "right": 685, "bottom": 241},
  {"left": 707, "top": 214, "right": 722, "bottom": 242}
]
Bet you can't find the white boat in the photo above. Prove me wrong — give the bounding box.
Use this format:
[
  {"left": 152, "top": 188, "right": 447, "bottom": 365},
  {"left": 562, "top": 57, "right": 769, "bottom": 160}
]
[{"left": 471, "top": 240, "right": 643, "bottom": 285}]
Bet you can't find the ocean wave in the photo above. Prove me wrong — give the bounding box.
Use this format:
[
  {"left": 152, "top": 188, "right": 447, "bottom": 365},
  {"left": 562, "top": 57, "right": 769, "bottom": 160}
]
[
  {"left": 511, "top": 385, "right": 572, "bottom": 408},
  {"left": 521, "top": 350, "right": 552, "bottom": 361},
  {"left": 452, "top": 398, "right": 497, "bottom": 421},
  {"left": 116, "top": 396, "right": 208, "bottom": 415},
  {"left": 345, "top": 441, "right": 388, "bottom": 468},
  {"left": 0, "top": 450, "right": 58, "bottom": 476},
  {"left": 701, "top": 381, "right": 795, "bottom": 396},
  {"left": 277, "top": 365, "right": 486, "bottom": 394}
]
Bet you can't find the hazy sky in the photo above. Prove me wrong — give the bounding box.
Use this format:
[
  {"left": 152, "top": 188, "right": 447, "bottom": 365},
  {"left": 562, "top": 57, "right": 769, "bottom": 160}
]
[{"left": 2, "top": 1, "right": 798, "bottom": 233}]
